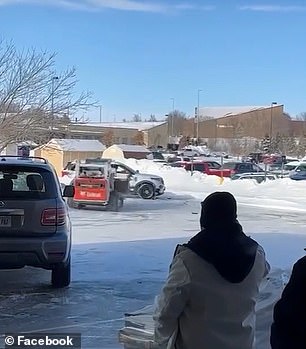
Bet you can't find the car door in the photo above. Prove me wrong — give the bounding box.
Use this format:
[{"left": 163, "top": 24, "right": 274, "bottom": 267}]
[{"left": 113, "top": 164, "right": 132, "bottom": 181}]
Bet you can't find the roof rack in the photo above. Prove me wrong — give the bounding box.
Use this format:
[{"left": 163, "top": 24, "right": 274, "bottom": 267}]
[{"left": 0, "top": 156, "right": 48, "bottom": 164}]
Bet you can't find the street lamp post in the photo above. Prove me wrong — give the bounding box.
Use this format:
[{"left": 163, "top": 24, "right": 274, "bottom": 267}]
[
  {"left": 196, "top": 89, "right": 202, "bottom": 144},
  {"left": 99, "top": 105, "right": 103, "bottom": 123},
  {"left": 214, "top": 120, "right": 218, "bottom": 149},
  {"left": 269, "top": 102, "right": 277, "bottom": 152},
  {"left": 170, "top": 98, "right": 175, "bottom": 137}
]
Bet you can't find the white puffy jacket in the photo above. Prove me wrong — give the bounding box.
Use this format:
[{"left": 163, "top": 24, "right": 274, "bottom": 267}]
[{"left": 153, "top": 245, "right": 270, "bottom": 349}]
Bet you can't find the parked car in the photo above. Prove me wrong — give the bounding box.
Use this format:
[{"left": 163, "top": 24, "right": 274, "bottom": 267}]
[
  {"left": 171, "top": 160, "right": 232, "bottom": 177},
  {"left": 221, "top": 162, "right": 264, "bottom": 176},
  {"left": 166, "top": 156, "right": 191, "bottom": 164},
  {"left": 268, "top": 161, "right": 300, "bottom": 177},
  {"left": 0, "top": 155, "right": 74, "bottom": 288},
  {"left": 289, "top": 162, "right": 306, "bottom": 181},
  {"left": 62, "top": 159, "right": 165, "bottom": 199},
  {"left": 231, "top": 172, "right": 277, "bottom": 183},
  {"left": 151, "top": 151, "right": 166, "bottom": 163}
]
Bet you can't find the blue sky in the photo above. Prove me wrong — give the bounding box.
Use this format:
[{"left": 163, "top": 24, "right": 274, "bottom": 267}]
[{"left": 0, "top": 0, "right": 306, "bottom": 121}]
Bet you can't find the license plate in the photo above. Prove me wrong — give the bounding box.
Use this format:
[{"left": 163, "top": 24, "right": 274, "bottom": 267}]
[{"left": 0, "top": 216, "right": 11, "bottom": 227}]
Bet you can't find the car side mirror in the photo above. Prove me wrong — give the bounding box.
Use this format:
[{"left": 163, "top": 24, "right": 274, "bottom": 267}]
[
  {"left": 135, "top": 170, "right": 139, "bottom": 174},
  {"left": 63, "top": 185, "right": 75, "bottom": 198}
]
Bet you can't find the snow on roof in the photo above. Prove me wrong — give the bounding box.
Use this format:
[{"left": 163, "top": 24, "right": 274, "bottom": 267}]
[
  {"left": 83, "top": 121, "right": 166, "bottom": 131},
  {"left": 113, "top": 144, "right": 151, "bottom": 153},
  {"left": 199, "top": 105, "right": 281, "bottom": 119},
  {"left": 50, "top": 139, "right": 105, "bottom": 152}
]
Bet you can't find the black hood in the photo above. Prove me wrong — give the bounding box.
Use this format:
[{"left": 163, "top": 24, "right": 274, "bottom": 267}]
[
  {"left": 186, "top": 223, "right": 258, "bottom": 283},
  {"left": 186, "top": 192, "right": 258, "bottom": 283}
]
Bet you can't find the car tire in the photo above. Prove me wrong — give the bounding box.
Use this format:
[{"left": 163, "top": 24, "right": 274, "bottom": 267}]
[
  {"left": 67, "top": 197, "right": 78, "bottom": 209},
  {"left": 67, "top": 198, "right": 84, "bottom": 209},
  {"left": 51, "top": 257, "right": 71, "bottom": 288},
  {"left": 137, "top": 183, "right": 155, "bottom": 199}
]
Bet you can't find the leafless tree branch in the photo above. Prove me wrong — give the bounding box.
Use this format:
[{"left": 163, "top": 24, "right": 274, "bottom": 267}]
[{"left": 0, "top": 40, "right": 95, "bottom": 151}]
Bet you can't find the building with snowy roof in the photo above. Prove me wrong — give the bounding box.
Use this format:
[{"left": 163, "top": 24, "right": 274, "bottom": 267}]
[
  {"left": 64, "top": 121, "right": 168, "bottom": 148},
  {"left": 33, "top": 138, "right": 106, "bottom": 176}
]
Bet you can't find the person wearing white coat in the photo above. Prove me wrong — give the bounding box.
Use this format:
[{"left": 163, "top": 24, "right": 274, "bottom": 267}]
[{"left": 153, "top": 191, "right": 270, "bottom": 349}]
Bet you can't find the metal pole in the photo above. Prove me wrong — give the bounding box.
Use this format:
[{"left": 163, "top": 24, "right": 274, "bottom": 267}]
[
  {"left": 165, "top": 114, "right": 170, "bottom": 145},
  {"left": 197, "top": 89, "right": 202, "bottom": 144},
  {"left": 170, "top": 98, "right": 174, "bottom": 136},
  {"left": 269, "top": 102, "right": 277, "bottom": 152},
  {"left": 215, "top": 121, "right": 218, "bottom": 149},
  {"left": 269, "top": 104, "right": 273, "bottom": 142},
  {"left": 99, "top": 105, "right": 102, "bottom": 123}
]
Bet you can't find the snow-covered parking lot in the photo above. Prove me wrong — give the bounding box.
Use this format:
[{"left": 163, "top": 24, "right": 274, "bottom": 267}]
[{"left": 1, "top": 161, "right": 306, "bottom": 349}]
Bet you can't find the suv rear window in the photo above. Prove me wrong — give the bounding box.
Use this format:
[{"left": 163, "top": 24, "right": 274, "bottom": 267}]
[{"left": 0, "top": 166, "right": 57, "bottom": 199}]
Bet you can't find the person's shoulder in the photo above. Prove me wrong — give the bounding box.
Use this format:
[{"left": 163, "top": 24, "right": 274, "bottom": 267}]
[
  {"left": 173, "top": 245, "right": 202, "bottom": 266},
  {"left": 293, "top": 255, "right": 306, "bottom": 270},
  {"left": 174, "top": 245, "right": 193, "bottom": 259},
  {"left": 255, "top": 243, "right": 266, "bottom": 256}
]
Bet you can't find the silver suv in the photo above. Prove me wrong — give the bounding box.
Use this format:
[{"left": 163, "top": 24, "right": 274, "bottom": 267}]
[
  {"left": 0, "top": 156, "right": 73, "bottom": 288},
  {"left": 111, "top": 160, "right": 165, "bottom": 199}
]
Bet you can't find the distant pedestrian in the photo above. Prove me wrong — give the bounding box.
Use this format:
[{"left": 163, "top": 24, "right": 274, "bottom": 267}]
[
  {"left": 153, "top": 191, "right": 270, "bottom": 349},
  {"left": 270, "top": 255, "right": 306, "bottom": 349}
]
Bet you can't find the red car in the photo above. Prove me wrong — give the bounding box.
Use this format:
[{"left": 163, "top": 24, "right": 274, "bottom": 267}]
[{"left": 171, "top": 160, "right": 232, "bottom": 177}]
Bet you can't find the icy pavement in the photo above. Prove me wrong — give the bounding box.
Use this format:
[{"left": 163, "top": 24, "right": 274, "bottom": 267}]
[{"left": 0, "top": 194, "right": 305, "bottom": 348}]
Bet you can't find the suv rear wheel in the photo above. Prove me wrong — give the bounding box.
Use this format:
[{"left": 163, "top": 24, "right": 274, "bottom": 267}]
[{"left": 51, "top": 257, "right": 71, "bottom": 288}]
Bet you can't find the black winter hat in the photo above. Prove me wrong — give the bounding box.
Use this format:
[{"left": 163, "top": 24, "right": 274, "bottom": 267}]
[{"left": 200, "top": 191, "right": 237, "bottom": 229}]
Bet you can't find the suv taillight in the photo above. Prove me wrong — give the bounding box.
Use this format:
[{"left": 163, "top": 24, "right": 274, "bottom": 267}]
[
  {"left": 61, "top": 170, "right": 69, "bottom": 177},
  {"left": 41, "top": 208, "right": 67, "bottom": 226}
]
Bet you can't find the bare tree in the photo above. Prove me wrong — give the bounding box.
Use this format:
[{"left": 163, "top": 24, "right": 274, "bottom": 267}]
[
  {"left": 132, "top": 114, "right": 142, "bottom": 122},
  {"left": 148, "top": 114, "right": 157, "bottom": 122},
  {"left": 0, "top": 40, "right": 94, "bottom": 151},
  {"left": 101, "top": 130, "right": 115, "bottom": 148},
  {"left": 296, "top": 112, "right": 306, "bottom": 121},
  {"left": 133, "top": 131, "right": 144, "bottom": 145},
  {"left": 166, "top": 110, "right": 187, "bottom": 136}
]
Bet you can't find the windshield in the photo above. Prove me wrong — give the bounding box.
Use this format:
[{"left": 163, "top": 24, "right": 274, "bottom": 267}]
[{"left": 295, "top": 163, "right": 306, "bottom": 172}]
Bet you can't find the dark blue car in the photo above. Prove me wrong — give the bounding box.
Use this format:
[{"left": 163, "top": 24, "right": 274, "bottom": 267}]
[{"left": 289, "top": 163, "right": 306, "bottom": 180}]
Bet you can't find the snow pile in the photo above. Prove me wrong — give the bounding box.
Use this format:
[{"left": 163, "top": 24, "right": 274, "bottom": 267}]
[{"left": 121, "top": 158, "right": 306, "bottom": 205}]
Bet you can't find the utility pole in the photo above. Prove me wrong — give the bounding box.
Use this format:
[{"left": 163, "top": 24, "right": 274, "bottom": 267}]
[
  {"left": 99, "top": 105, "right": 102, "bottom": 123},
  {"left": 170, "top": 98, "right": 175, "bottom": 137},
  {"left": 197, "top": 89, "right": 202, "bottom": 144},
  {"left": 269, "top": 102, "right": 277, "bottom": 152}
]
